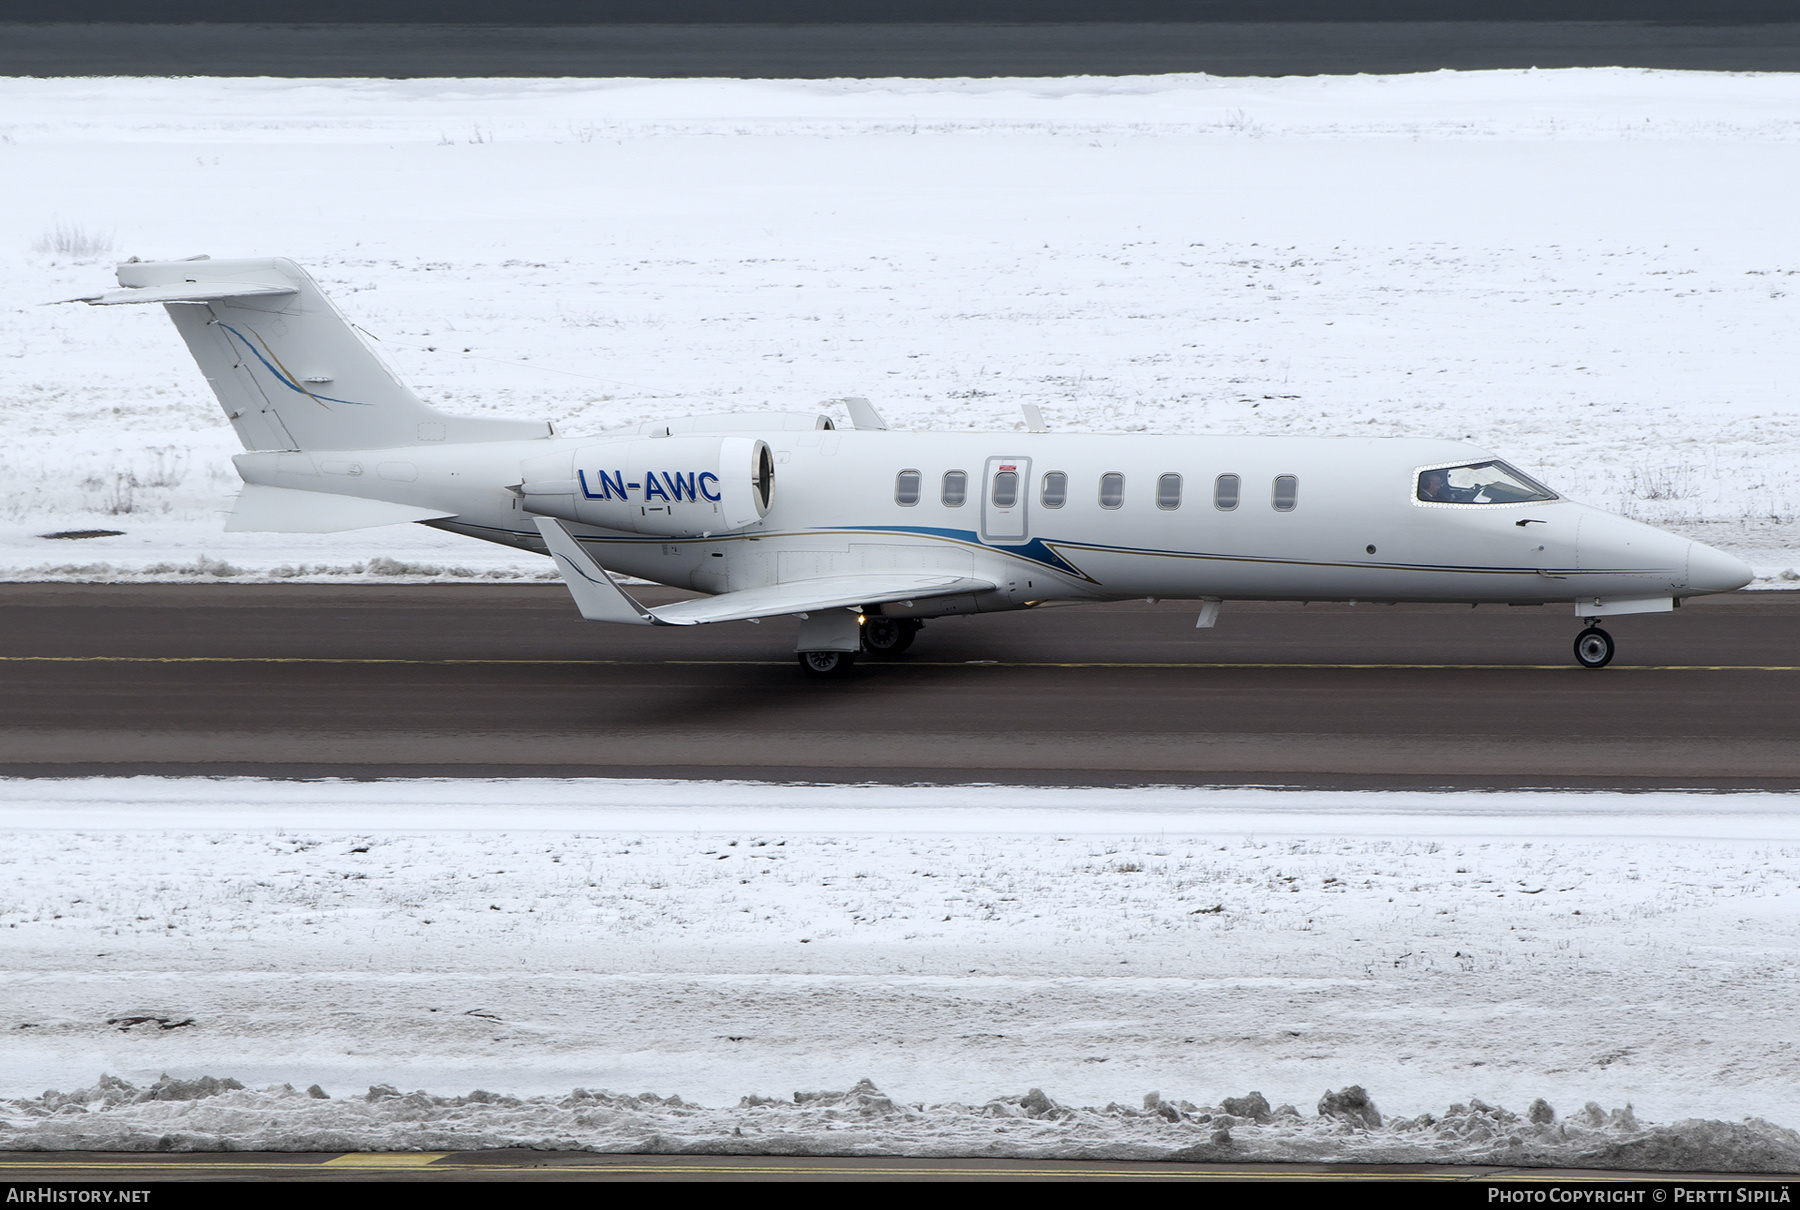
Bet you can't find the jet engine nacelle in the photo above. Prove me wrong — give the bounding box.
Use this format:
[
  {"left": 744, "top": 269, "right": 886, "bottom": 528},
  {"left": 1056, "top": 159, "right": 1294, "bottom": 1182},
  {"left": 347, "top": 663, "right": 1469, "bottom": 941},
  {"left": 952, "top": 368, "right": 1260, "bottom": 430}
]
[{"left": 519, "top": 435, "right": 774, "bottom": 536}]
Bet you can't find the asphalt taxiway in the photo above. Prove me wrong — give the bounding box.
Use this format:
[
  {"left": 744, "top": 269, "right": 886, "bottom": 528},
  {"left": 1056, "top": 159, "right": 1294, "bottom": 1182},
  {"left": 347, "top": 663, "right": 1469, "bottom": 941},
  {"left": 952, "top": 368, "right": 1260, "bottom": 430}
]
[{"left": 1, "top": 583, "right": 1794, "bottom": 787}]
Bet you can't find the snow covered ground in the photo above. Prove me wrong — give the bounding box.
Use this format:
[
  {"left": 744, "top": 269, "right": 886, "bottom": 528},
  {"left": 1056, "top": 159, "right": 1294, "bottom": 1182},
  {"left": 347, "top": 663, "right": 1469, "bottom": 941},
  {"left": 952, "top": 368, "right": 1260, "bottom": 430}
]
[
  {"left": 3, "top": 70, "right": 1800, "bottom": 583},
  {"left": 3, "top": 777, "right": 1799, "bottom": 1169}
]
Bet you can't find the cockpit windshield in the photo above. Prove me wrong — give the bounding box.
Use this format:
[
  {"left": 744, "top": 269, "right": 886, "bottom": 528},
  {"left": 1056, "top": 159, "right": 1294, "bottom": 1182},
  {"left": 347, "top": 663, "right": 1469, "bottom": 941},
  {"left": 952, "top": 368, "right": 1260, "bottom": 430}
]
[{"left": 1416, "top": 460, "right": 1557, "bottom": 505}]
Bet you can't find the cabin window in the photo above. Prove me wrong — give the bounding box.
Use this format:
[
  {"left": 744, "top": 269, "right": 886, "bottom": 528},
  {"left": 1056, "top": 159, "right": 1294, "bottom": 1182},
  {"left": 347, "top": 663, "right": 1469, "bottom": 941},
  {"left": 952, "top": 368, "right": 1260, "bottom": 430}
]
[
  {"left": 942, "top": 470, "right": 968, "bottom": 507},
  {"left": 1416, "top": 460, "right": 1558, "bottom": 505},
  {"left": 1099, "top": 472, "right": 1124, "bottom": 509},
  {"left": 1272, "top": 474, "right": 1299, "bottom": 512},
  {"left": 895, "top": 469, "right": 921, "bottom": 506},
  {"left": 1156, "top": 473, "right": 1183, "bottom": 510},
  {"left": 991, "top": 470, "right": 1019, "bottom": 507},
  {"left": 1041, "top": 471, "right": 1067, "bottom": 508},
  {"left": 1214, "top": 474, "right": 1240, "bottom": 511}
]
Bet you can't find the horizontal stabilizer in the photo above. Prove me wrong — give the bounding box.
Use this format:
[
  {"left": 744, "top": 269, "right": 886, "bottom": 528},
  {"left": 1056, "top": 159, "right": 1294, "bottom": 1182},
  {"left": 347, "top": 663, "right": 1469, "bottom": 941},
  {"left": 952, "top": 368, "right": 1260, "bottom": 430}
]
[
  {"left": 655, "top": 572, "right": 995, "bottom": 625},
  {"left": 63, "top": 282, "right": 298, "bottom": 306},
  {"left": 225, "top": 484, "right": 455, "bottom": 533}
]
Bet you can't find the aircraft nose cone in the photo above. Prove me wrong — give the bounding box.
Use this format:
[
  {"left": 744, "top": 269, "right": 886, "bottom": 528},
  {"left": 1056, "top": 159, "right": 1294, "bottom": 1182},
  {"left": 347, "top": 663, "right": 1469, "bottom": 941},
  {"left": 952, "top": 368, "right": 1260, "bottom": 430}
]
[{"left": 1687, "top": 540, "right": 1753, "bottom": 595}]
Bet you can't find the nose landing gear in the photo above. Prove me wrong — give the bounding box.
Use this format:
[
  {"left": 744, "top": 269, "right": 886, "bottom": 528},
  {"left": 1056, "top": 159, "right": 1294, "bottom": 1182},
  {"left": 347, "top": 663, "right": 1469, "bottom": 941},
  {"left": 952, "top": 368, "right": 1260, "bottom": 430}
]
[{"left": 1574, "top": 626, "right": 1615, "bottom": 669}]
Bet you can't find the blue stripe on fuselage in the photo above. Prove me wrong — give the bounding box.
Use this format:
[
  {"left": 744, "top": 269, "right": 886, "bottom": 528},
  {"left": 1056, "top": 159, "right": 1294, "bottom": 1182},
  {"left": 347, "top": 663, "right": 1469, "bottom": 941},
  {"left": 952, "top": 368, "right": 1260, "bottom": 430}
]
[{"left": 825, "top": 525, "right": 1085, "bottom": 576}]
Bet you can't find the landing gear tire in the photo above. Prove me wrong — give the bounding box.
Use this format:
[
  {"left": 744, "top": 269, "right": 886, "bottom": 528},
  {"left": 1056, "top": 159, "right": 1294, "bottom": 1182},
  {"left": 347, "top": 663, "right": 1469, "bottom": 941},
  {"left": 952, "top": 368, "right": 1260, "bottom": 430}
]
[
  {"left": 860, "top": 616, "right": 919, "bottom": 658},
  {"left": 1574, "top": 627, "right": 1615, "bottom": 669},
  {"left": 797, "top": 650, "right": 858, "bottom": 679}
]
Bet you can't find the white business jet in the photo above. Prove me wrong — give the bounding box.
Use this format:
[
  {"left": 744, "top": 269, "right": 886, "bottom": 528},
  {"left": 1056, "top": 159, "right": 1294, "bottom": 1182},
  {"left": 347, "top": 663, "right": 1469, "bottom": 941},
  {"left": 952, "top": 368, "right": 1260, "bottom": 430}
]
[{"left": 73, "top": 257, "right": 1753, "bottom": 676}]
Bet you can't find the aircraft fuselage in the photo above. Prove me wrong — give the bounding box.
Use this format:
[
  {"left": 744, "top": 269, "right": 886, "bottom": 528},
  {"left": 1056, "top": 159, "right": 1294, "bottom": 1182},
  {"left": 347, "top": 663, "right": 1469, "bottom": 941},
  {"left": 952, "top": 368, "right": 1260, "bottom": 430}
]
[{"left": 233, "top": 427, "right": 1751, "bottom": 618}]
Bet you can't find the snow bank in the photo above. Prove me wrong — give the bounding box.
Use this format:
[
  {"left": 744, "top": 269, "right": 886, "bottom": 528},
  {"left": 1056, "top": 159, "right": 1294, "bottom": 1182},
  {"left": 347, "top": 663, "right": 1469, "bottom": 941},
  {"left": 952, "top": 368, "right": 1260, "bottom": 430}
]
[
  {"left": 0, "top": 550, "right": 562, "bottom": 586},
  {"left": 3, "top": 69, "right": 1799, "bottom": 579},
  {"left": 6, "top": 1075, "right": 1798, "bottom": 1172}
]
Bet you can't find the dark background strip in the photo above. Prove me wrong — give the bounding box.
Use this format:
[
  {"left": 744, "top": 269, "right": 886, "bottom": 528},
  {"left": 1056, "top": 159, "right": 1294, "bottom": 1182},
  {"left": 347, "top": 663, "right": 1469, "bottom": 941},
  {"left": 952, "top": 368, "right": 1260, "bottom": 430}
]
[{"left": 9, "top": 21, "right": 1800, "bottom": 77}]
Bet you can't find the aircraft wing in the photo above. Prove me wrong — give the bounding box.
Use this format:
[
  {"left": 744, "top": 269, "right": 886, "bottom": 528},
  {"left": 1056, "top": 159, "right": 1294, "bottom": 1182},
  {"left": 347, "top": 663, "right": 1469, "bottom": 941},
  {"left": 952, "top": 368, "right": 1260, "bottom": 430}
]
[
  {"left": 534, "top": 518, "right": 992, "bottom": 626},
  {"left": 654, "top": 571, "right": 993, "bottom": 625}
]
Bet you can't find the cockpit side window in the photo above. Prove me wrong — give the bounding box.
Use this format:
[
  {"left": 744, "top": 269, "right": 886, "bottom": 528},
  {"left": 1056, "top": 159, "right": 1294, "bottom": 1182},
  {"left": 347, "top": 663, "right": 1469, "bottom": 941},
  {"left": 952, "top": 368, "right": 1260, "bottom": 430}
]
[{"left": 1416, "top": 460, "right": 1557, "bottom": 505}]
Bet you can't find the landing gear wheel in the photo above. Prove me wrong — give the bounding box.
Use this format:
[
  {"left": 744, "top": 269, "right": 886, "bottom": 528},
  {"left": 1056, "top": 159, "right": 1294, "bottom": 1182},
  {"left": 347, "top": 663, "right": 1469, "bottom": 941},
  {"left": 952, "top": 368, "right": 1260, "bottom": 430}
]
[
  {"left": 860, "top": 616, "right": 919, "bottom": 658},
  {"left": 797, "top": 650, "right": 858, "bottom": 679},
  {"left": 1574, "top": 627, "right": 1615, "bottom": 669}
]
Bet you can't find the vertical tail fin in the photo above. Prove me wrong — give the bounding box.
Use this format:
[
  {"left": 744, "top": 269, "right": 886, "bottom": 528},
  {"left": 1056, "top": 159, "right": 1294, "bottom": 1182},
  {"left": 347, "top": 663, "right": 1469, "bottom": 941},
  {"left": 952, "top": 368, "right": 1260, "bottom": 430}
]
[{"left": 89, "top": 257, "right": 550, "bottom": 452}]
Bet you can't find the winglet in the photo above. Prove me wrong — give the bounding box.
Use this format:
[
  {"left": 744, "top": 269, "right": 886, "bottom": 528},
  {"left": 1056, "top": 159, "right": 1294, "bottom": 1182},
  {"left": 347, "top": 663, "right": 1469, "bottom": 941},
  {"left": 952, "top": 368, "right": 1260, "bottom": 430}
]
[
  {"left": 842, "top": 397, "right": 887, "bottom": 431},
  {"left": 533, "top": 517, "right": 669, "bottom": 626}
]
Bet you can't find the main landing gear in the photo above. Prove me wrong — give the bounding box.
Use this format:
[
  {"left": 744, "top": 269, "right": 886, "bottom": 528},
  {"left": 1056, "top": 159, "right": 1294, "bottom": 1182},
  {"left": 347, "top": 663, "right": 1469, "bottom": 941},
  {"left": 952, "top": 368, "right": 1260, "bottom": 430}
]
[
  {"left": 1574, "top": 626, "right": 1615, "bottom": 669},
  {"left": 796, "top": 650, "right": 857, "bottom": 679},
  {"left": 860, "top": 616, "right": 922, "bottom": 659},
  {"left": 797, "top": 616, "right": 923, "bottom": 677}
]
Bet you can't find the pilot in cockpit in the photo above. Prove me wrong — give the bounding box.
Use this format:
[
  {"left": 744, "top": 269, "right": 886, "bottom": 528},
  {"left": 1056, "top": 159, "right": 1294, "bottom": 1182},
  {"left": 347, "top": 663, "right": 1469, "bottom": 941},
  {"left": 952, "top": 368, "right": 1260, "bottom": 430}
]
[{"left": 1417, "top": 468, "right": 1478, "bottom": 504}]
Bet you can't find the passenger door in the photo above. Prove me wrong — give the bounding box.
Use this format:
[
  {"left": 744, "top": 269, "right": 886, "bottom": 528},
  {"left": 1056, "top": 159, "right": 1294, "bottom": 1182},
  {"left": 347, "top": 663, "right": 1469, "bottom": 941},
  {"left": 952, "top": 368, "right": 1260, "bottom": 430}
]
[{"left": 981, "top": 456, "right": 1030, "bottom": 544}]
